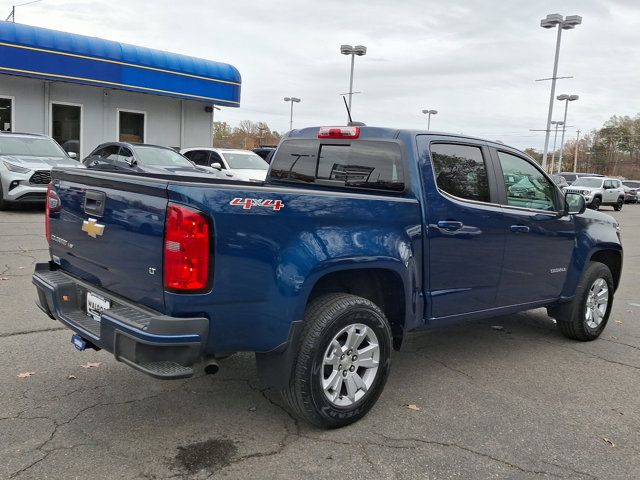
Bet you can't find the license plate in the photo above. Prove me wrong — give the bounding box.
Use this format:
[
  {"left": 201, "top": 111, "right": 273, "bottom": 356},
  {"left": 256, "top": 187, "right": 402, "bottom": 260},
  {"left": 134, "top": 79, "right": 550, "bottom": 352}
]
[{"left": 86, "top": 291, "right": 110, "bottom": 321}]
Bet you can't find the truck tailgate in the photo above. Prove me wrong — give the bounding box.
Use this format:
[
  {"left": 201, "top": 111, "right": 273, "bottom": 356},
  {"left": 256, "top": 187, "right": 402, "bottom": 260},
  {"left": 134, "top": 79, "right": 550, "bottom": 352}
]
[{"left": 49, "top": 169, "right": 168, "bottom": 312}]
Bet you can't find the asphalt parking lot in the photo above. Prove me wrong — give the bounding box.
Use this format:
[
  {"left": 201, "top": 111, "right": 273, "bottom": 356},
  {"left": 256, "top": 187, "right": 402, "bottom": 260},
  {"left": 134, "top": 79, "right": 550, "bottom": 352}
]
[{"left": 1, "top": 204, "right": 639, "bottom": 480}]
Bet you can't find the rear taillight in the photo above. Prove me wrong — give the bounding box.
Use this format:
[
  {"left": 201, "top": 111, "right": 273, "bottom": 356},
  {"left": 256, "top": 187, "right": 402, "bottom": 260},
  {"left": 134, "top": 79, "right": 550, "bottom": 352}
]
[
  {"left": 318, "top": 126, "right": 360, "bottom": 139},
  {"left": 164, "top": 203, "right": 210, "bottom": 292},
  {"left": 45, "top": 183, "right": 60, "bottom": 243}
]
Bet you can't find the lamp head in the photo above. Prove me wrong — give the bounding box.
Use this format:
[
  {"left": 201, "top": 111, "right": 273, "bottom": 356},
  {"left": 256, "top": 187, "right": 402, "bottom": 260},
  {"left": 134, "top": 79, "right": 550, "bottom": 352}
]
[
  {"left": 340, "top": 44, "right": 354, "bottom": 55},
  {"left": 353, "top": 45, "right": 367, "bottom": 56},
  {"left": 541, "top": 13, "right": 563, "bottom": 28}
]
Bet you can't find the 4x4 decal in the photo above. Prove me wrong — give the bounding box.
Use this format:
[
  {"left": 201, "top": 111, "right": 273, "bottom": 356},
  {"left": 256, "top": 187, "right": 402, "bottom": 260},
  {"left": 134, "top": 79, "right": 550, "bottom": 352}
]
[{"left": 230, "top": 198, "right": 284, "bottom": 211}]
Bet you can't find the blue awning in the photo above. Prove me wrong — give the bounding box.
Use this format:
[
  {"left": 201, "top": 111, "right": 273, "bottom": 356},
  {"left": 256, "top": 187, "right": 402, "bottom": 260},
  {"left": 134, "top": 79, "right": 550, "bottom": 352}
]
[{"left": 0, "top": 22, "right": 241, "bottom": 107}]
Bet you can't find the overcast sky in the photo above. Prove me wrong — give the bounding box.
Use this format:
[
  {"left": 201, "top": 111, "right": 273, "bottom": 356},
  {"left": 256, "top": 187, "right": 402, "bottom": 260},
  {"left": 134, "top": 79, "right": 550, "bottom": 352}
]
[{"left": 9, "top": 0, "right": 640, "bottom": 149}]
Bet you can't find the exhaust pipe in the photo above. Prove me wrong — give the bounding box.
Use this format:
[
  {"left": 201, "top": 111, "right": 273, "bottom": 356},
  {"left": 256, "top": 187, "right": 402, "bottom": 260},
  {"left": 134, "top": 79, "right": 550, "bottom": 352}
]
[{"left": 204, "top": 359, "right": 219, "bottom": 375}]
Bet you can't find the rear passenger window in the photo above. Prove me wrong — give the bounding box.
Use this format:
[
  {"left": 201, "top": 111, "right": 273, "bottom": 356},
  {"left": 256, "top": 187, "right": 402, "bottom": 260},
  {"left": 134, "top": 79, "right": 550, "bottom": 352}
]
[
  {"left": 429, "top": 143, "right": 490, "bottom": 202},
  {"left": 270, "top": 140, "right": 404, "bottom": 191}
]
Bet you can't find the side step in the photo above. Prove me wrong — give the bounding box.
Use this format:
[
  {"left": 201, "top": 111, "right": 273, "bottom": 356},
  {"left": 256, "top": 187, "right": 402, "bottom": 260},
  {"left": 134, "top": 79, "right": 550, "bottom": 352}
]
[{"left": 119, "top": 358, "right": 194, "bottom": 380}]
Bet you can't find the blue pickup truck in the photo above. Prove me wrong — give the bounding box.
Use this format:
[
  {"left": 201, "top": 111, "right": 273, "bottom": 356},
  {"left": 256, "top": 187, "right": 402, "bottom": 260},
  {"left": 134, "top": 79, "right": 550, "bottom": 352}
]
[{"left": 33, "top": 126, "right": 623, "bottom": 427}]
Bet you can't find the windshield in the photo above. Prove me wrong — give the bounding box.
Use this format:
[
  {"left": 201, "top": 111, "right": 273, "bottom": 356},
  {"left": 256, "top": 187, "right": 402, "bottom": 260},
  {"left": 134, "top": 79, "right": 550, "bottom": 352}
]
[
  {"left": 623, "top": 181, "right": 640, "bottom": 188},
  {"left": 132, "top": 146, "right": 194, "bottom": 168},
  {"left": 0, "top": 136, "right": 67, "bottom": 158},
  {"left": 572, "top": 178, "right": 603, "bottom": 188},
  {"left": 222, "top": 152, "right": 269, "bottom": 170}
]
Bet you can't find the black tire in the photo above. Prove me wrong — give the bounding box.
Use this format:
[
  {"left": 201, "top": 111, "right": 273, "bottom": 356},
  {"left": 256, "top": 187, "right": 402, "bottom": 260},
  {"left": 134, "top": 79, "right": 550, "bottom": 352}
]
[
  {"left": 590, "top": 197, "right": 601, "bottom": 210},
  {"left": 281, "top": 293, "right": 392, "bottom": 428},
  {"left": 0, "top": 181, "right": 10, "bottom": 211},
  {"left": 548, "top": 261, "right": 614, "bottom": 341},
  {"left": 613, "top": 197, "right": 623, "bottom": 211}
]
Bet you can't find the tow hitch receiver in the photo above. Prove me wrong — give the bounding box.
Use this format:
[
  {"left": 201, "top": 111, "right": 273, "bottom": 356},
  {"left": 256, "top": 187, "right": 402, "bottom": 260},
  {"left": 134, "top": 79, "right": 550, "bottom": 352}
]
[{"left": 71, "top": 334, "right": 88, "bottom": 351}]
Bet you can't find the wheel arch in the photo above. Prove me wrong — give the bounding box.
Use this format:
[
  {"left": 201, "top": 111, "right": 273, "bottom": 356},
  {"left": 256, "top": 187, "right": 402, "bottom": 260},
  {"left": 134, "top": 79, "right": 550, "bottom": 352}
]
[{"left": 589, "top": 248, "right": 622, "bottom": 291}]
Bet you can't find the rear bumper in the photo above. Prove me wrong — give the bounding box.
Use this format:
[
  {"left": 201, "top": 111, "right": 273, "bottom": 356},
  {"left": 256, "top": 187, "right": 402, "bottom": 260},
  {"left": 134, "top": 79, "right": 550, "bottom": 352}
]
[{"left": 32, "top": 262, "right": 209, "bottom": 379}]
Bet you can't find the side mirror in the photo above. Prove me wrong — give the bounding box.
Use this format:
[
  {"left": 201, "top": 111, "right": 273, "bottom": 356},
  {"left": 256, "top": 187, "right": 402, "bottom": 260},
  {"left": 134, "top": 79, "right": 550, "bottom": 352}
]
[
  {"left": 67, "top": 151, "right": 77, "bottom": 159},
  {"left": 565, "top": 192, "right": 586, "bottom": 215},
  {"left": 211, "top": 162, "right": 222, "bottom": 170}
]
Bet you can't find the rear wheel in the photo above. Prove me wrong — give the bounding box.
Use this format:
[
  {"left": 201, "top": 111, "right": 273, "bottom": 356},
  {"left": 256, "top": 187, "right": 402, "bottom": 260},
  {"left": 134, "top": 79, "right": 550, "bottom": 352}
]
[
  {"left": 548, "top": 261, "right": 614, "bottom": 341},
  {"left": 281, "top": 293, "right": 392, "bottom": 428},
  {"left": 590, "top": 197, "right": 601, "bottom": 210},
  {"left": 613, "top": 197, "right": 624, "bottom": 211}
]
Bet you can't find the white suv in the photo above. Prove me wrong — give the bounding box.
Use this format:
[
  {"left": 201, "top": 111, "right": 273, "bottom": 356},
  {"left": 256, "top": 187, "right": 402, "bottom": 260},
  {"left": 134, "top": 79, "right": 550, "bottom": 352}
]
[{"left": 563, "top": 177, "right": 625, "bottom": 211}]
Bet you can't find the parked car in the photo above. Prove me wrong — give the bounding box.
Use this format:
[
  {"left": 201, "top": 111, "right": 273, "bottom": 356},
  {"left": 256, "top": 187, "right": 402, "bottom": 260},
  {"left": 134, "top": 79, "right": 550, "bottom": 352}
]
[
  {"left": 621, "top": 180, "right": 640, "bottom": 204},
  {"left": 35, "top": 126, "right": 622, "bottom": 428},
  {"left": 83, "top": 142, "right": 237, "bottom": 179},
  {"left": 0, "top": 132, "right": 83, "bottom": 210},
  {"left": 563, "top": 177, "right": 626, "bottom": 211},
  {"left": 550, "top": 174, "right": 569, "bottom": 188},
  {"left": 181, "top": 147, "right": 269, "bottom": 181},
  {"left": 253, "top": 146, "right": 276, "bottom": 164},
  {"left": 558, "top": 172, "right": 603, "bottom": 185}
]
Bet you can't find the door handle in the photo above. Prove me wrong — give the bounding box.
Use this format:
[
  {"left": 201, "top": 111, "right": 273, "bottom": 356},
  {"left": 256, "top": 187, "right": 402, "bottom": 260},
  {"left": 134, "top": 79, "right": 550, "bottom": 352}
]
[
  {"left": 437, "top": 220, "right": 464, "bottom": 231},
  {"left": 510, "top": 225, "right": 530, "bottom": 233}
]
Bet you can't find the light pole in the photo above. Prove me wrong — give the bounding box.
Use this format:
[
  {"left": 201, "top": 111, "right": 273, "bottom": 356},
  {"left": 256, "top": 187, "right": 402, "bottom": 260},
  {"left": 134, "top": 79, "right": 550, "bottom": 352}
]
[
  {"left": 340, "top": 44, "right": 367, "bottom": 121},
  {"left": 550, "top": 121, "right": 564, "bottom": 169},
  {"left": 556, "top": 94, "right": 579, "bottom": 173},
  {"left": 283, "top": 97, "right": 301, "bottom": 131},
  {"left": 573, "top": 129, "right": 581, "bottom": 173},
  {"left": 539, "top": 13, "right": 582, "bottom": 172},
  {"left": 211, "top": 105, "right": 221, "bottom": 147},
  {"left": 421, "top": 109, "right": 438, "bottom": 130}
]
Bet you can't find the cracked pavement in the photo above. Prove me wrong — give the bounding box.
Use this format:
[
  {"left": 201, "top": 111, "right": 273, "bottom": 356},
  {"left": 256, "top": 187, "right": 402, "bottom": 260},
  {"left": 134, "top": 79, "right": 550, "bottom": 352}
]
[{"left": 1, "top": 205, "right": 639, "bottom": 479}]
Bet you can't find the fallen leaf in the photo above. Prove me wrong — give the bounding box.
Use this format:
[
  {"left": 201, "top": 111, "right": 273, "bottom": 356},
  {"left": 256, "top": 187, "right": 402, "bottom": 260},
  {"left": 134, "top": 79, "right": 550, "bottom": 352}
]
[
  {"left": 81, "top": 362, "right": 101, "bottom": 369},
  {"left": 404, "top": 404, "right": 421, "bottom": 411},
  {"left": 248, "top": 406, "right": 257, "bottom": 412},
  {"left": 491, "top": 325, "right": 504, "bottom": 331},
  {"left": 68, "top": 374, "right": 77, "bottom": 380},
  {"left": 0, "top": 277, "right": 8, "bottom": 281},
  {"left": 603, "top": 437, "right": 615, "bottom": 447},
  {"left": 17, "top": 371, "right": 35, "bottom": 378},
  {"left": 614, "top": 320, "right": 623, "bottom": 324},
  {"left": 18, "top": 266, "right": 24, "bottom": 269}
]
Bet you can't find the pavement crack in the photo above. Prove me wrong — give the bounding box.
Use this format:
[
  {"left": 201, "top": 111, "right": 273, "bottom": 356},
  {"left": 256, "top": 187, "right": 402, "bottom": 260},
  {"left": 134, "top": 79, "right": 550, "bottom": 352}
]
[
  {"left": 0, "top": 327, "right": 66, "bottom": 339},
  {"left": 403, "top": 349, "right": 474, "bottom": 380},
  {"left": 602, "top": 338, "right": 640, "bottom": 352},
  {"left": 565, "top": 345, "right": 640, "bottom": 371},
  {"left": 376, "top": 434, "right": 559, "bottom": 477}
]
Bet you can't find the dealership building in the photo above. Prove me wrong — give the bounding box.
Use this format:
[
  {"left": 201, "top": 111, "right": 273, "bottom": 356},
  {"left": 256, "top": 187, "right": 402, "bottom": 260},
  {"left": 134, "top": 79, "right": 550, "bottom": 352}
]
[{"left": 0, "top": 21, "right": 241, "bottom": 158}]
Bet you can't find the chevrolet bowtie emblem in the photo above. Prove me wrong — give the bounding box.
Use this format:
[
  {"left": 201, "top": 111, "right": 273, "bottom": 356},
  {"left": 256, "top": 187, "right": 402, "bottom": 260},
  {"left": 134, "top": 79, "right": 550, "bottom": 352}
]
[{"left": 82, "top": 218, "right": 105, "bottom": 238}]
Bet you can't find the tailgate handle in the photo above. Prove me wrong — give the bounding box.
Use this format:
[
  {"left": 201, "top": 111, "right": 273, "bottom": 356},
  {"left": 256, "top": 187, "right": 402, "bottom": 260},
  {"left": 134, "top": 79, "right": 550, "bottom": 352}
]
[{"left": 84, "top": 190, "right": 106, "bottom": 216}]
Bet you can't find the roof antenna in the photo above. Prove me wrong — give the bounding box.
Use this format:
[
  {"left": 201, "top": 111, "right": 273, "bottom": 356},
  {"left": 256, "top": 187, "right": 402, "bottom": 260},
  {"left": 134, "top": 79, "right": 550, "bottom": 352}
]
[
  {"left": 341, "top": 95, "right": 366, "bottom": 127},
  {"left": 342, "top": 96, "right": 353, "bottom": 124}
]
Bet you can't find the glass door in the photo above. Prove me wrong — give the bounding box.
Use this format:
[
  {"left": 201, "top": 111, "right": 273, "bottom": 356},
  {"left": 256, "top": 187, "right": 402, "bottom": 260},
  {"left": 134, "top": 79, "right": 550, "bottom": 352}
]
[
  {"left": 51, "top": 103, "right": 81, "bottom": 157},
  {"left": 0, "top": 97, "right": 13, "bottom": 132}
]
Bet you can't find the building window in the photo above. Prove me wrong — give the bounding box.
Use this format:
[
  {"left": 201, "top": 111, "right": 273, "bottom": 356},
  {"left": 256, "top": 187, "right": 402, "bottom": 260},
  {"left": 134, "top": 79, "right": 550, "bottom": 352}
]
[
  {"left": 119, "top": 110, "right": 145, "bottom": 143},
  {"left": 51, "top": 103, "right": 82, "bottom": 157},
  {"left": 0, "top": 97, "right": 13, "bottom": 132}
]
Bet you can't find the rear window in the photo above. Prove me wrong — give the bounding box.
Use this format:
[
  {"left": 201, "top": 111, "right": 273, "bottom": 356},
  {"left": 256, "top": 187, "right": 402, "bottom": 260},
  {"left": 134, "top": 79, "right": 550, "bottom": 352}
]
[{"left": 270, "top": 140, "right": 404, "bottom": 191}]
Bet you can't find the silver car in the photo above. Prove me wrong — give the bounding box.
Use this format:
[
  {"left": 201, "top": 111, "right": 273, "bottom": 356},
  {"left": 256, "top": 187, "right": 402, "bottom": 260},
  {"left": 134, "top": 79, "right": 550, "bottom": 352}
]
[{"left": 0, "top": 132, "right": 83, "bottom": 210}]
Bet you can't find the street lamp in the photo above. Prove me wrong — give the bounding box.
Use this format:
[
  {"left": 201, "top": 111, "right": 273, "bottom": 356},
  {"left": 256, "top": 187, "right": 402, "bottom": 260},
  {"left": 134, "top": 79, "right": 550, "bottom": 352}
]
[
  {"left": 283, "top": 97, "right": 301, "bottom": 131},
  {"left": 340, "top": 44, "right": 367, "bottom": 121},
  {"left": 556, "top": 94, "right": 579, "bottom": 173},
  {"left": 421, "top": 109, "right": 438, "bottom": 130},
  {"left": 550, "top": 120, "right": 564, "bottom": 170},
  {"left": 539, "top": 13, "right": 582, "bottom": 172}
]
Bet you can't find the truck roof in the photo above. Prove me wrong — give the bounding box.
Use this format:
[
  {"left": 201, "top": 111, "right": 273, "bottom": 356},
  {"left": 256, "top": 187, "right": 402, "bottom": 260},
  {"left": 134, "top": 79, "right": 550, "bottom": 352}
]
[{"left": 285, "top": 126, "right": 522, "bottom": 151}]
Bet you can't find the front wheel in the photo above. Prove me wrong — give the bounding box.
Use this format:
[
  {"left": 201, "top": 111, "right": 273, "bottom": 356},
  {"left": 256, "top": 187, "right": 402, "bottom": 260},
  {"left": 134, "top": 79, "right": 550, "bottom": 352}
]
[
  {"left": 590, "top": 197, "right": 601, "bottom": 210},
  {"left": 0, "top": 181, "right": 9, "bottom": 211},
  {"left": 548, "top": 261, "right": 614, "bottom": 341},
  {"left": 613, "top": 198, "right": 624, "bottom": 211},
  {"left": 281, "top": 293, "right": 392, "bottom": 428}
]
